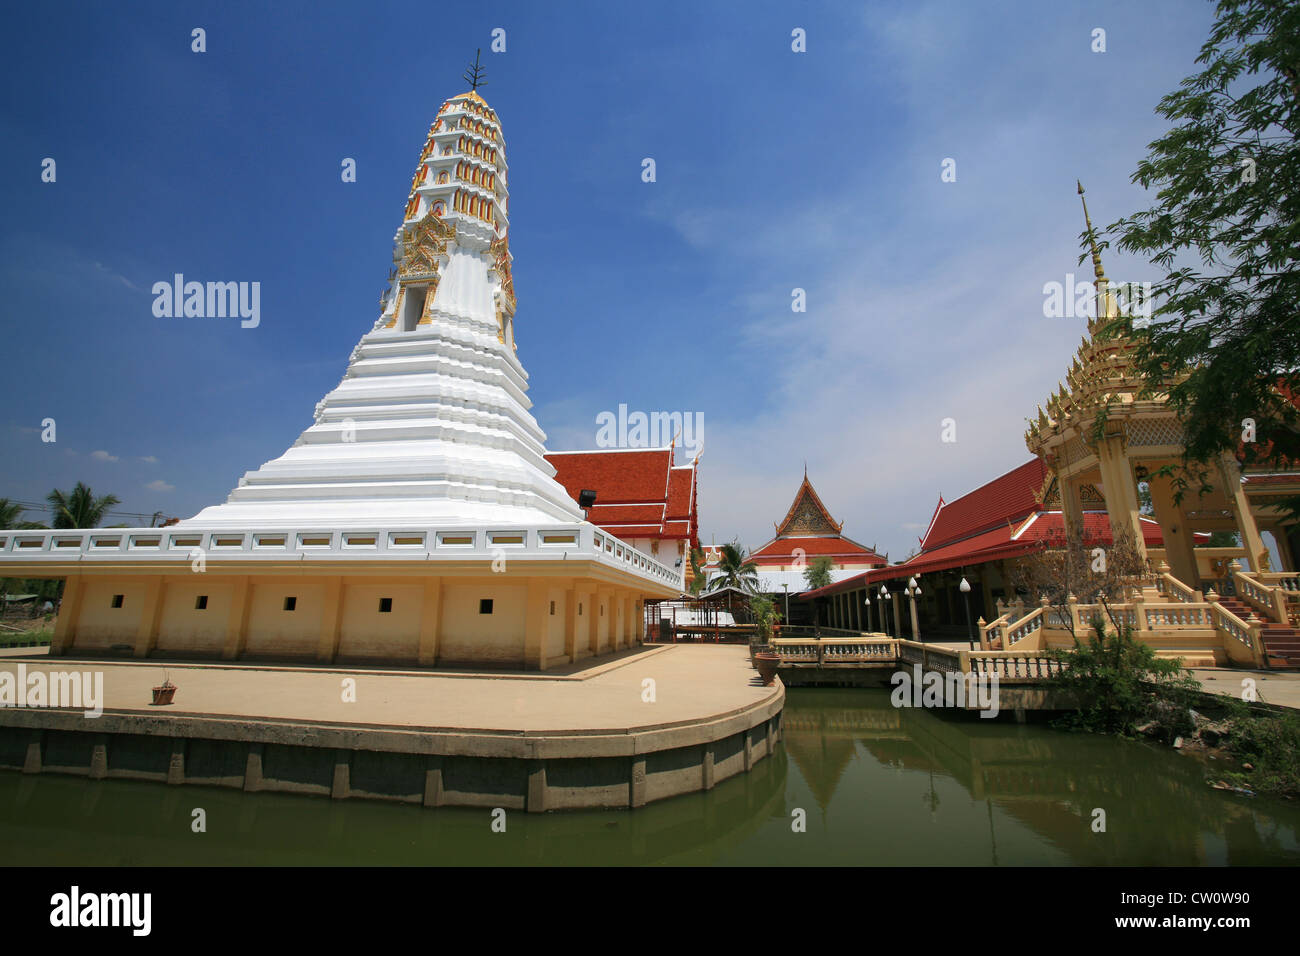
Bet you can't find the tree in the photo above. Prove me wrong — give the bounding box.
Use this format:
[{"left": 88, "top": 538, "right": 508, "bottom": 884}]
[
  {"left": 707, "top": 541, "right": 759, "bottom": 593},
  {"left": 1010, "top": 523, "right": 1149, "bottom": 637},
  {"left": 803, "top": 555, "right": 834, "bottom": 590},
  {"left": 687, "top": 546, "right": 706, "bottom": 595},
  {"left": 46, "top": 483, "right": 120, "bottom": 529},
  {"left": 1099, "top": 0, "right": 1300, "bottom": 515},
  {"left": 0, "top": 498, "right": 24, "bottom": 529}
]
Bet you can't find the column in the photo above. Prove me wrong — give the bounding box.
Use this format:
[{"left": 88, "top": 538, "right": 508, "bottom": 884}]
[
  {"left": 1219, "top": 453, "right": 1268, "bottom": 572},
  {"left": 223, "top": 575, "right": 252, "bottom": 660},
  {"left": 417, "top": 577, "right": 443, "bottom": 665},
  {"left": 523, "top": 577, "right": 549, "bottom": 670},
  {"left": 1060, "top": 471, "right": 1085, "bottom": 544},
  {"left": 52, "top": 575, "right": 84, "bottom": 656},
  {"left": 316, "top": 576, "right": 345, "bottom": 663},
  {"left": 1096, "top": 435, "right": 1149, "bottom": 562},
  {"left": 590, "top": 588, "right": 606, "bottom": 656},
  {"left": 892, "top": 592, "right": 903, "bottom": 639},
  {"left": 133, "top": 575, "right": 166, "bottom": 658},
  {"left": 564, "top": 585, "right": 580, "bottom": 662},
  {"left": 1147, "top": 473, "right": 1201, "bottom": 588}
]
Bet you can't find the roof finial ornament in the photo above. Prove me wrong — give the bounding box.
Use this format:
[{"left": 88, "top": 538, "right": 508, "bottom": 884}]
[
  {"left": 1077, "top": 180, "right": 1106, "bottom": 283},
  {"left": 463, "top": 49, "right": 487, "bottom": 92}
]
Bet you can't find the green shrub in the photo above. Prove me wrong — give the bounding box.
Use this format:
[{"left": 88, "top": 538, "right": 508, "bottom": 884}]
[{"left": 1050, "top": 613, "right": 1200, "bottom": 736}]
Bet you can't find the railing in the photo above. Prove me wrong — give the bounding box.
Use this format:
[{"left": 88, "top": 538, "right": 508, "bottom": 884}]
[
  {"left": 980, "top": 612, "right": 1011, "bottom": 650},
  {"left": 772, "top": 637, "right": 896, "bottom": 665},
  {"left": 0, "top": 523, "right": 682, "bottom": 589},
  {"left": 771, "top": 637, "right": 1069, "bottom": 685},
  {"left": 1206, "top": 593, "right": 1263, "bottom": 665},
  {"left": 968, "top": 653, "right": 1066, "bottom": 680},
  {"left": 1005, "top": 606, "right": 1046, "bottom": 647},
  {"left": 897, "top": 639, "right": 963, "bottom": 672},
  {"left": 1232, "top": 567, "right": 1289, "bottom": 626},
  {"left": 1252, "top": 572, "right": 1300, "bottom": 627},
  {"left": 1155, "top": 570, "right": 1200, "bottom": 604},
  {"left": 1142, "top": 603, "right": 1213, "bottom": 629}
]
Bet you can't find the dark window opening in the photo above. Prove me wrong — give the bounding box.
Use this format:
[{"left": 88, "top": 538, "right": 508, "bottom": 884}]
[
  {"left": 195, "top": 595, "right": 208, "bottom": 610},
  {"left": 111, "top": 594, "right": 124, "bottom": 609},
  {"left": 284, "top": 596, "right": 297, "bottom": 611},
  {"left": 379, "top": 597, "right": 393, "bottom": 613},
  {"left": 479, "top": 598, "right": 493, "bottom": 614}
]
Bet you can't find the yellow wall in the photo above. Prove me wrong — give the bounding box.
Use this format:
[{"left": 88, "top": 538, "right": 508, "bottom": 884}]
[
  {"left": 244, "top": 577, "right": 328, "bottom": 659},
  {"left": 156, "top": 578, "right": 234, "bottom": 656},
  {"left": 439, "top": 580, "right": 527, "bottom": 666},
  {"left": 338, "top": 582, "right": 423, "bottom": 663},
  {"left": 74, "top": 579, "right": 148, "bottom": 649}
]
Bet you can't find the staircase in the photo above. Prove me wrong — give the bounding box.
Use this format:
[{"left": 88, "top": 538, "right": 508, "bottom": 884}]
[{"left": 1216, "top": 596, "right": 1300, "bottom": 669}]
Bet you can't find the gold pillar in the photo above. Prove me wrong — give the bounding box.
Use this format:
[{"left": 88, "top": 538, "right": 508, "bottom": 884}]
[
  {"left": 1096, "top": 435, "right": 1148, "bottom": 562},
  {"left": 1219, "top": 453, "right": 1268, "bottom": 572},
  {"left": 1147, "top": 473, "right": 1200, "bottom": 588},
  {"left": 1060, "top": 472, "right": 1084, "bottom": 543}
]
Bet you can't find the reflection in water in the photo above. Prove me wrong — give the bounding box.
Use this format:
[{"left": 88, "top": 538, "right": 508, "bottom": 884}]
[{"left": 1, "top": 688, "right": 1297, "bottom": 865}]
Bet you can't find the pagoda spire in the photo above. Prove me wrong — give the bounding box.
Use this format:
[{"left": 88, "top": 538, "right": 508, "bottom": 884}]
[
  {"left": 463, "top": 49, "right": 487, "bottom": 92},
  {"left": 1077, "top": 181, "right": 1117, "bottom": 334}
]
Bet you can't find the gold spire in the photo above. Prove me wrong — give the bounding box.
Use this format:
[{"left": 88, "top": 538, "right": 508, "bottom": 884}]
[{"left": 1077, "top": 180, "right": 1106, "bottom": 283}]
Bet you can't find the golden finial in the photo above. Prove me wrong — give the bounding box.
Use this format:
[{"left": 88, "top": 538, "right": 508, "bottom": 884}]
[{"left": 1077, "top": 181, "right": 1106, "bottom": 283}]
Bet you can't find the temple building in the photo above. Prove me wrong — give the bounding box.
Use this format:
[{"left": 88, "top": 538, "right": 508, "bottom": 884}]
[
  {"left": 803, "top": 457, "right": 1211, "bottom": 641},
  {"left": 703, "top": 472, "right": 885, "bottom": 596},
  {"left": 808, "top": 185, "right": 1300, "bottom": 667},
  {"left": 544, "top": 448, "right": 700, "bottom": 587},
  {"left": 0, "top": 85, "right": 680, "bottom": 669}
]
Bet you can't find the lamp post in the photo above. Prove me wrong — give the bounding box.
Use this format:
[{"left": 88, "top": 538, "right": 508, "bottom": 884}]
[
  {"left": 878, "top": 586, "right": 890, "bottom": 637},
  {"left": 907, "top": 576, "right": 922, "bottom": 642},
  {"left": 960, "top": 576, "right": 975, "bottom": 649}
]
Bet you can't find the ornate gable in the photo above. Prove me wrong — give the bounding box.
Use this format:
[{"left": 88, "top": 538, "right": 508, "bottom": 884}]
[{"left": 774, "top": 475, "right": 843, "bottom": 538}]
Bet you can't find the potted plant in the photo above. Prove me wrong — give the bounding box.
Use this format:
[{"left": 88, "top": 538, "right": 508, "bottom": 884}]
[
  {"left": 749, "top": 593, "right": 781, "bottom": 686},
  {"left": 151, "top": 673, "right": 177, "bottom": 706}
]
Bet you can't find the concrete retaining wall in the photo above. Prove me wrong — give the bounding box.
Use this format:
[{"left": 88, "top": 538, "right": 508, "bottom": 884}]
[{"left": 0, "top": 690, "right": 783, "bottom": 812}]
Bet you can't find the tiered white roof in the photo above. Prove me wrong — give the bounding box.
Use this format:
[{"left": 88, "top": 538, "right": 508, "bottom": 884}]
[{"left": 186, "top": 91, "right": 584, "bottom": 529}]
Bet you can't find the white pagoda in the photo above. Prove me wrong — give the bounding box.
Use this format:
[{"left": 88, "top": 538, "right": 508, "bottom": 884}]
[{"left": 0, "top": 81, "right": 680, "bottom": 669}]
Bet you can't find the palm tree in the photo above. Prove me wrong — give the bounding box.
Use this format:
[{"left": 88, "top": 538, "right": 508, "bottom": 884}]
[
  {"left": 708, "top": 541, "right": 759, "bottom": 593},
  {"left": 0, "top": 498, "right": 24, "bottom": 529},
  {"left": 46, "top": 483, "right": 120, "bottom": 529}
]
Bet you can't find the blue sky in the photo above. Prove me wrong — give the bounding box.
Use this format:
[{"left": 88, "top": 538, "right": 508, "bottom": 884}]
[{"left": 0, "top": 0, "right": 1216, "bottom": 558}]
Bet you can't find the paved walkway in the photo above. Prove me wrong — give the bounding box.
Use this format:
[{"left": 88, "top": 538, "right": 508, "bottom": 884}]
[
  {"left": 0, "top": 644, "right": 776, "bottom": 734},
  {"left": 1190, "top": 668, "right": 1300, "bottom": 711}
]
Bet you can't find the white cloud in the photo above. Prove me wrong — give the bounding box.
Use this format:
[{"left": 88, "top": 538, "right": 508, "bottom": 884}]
[
  {"left": 90, "top": 450, "right": 119, "bottom": 462},
  {"left": 139, "top": 455, "right": 159, "bottom": 464},
  {"left": 145, "top": 479, "right": 174, "bottom": 493}
]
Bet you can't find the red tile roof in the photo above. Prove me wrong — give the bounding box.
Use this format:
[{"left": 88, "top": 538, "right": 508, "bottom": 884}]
[
  {"left": 920, "top": 458, "right": 1047, "bottom": 551},
  {"left": 750, "top": 535, "right": 884, "bottom": 564},
  {"left": 544, "top": 448, "right": 698, "bottom": 546}
]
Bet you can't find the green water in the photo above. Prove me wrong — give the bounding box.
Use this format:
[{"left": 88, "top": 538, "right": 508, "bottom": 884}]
[{"left": 2, "top": 688, "right": 1297, "bottom": 865}]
